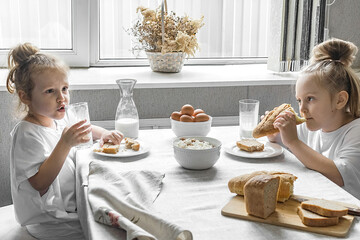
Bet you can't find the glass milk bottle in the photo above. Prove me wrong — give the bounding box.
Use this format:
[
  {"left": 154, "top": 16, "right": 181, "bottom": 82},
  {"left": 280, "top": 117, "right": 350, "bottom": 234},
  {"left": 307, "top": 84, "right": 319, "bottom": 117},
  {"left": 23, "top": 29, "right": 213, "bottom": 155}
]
[{"left": 115, "top": 79, "right": 139, "bottom": 138}]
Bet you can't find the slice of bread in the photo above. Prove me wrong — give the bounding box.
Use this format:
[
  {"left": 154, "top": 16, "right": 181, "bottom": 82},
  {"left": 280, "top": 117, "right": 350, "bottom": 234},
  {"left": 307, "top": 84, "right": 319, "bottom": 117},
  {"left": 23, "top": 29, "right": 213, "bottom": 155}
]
[
  {"left": 252, "top": 103, "right": 306, "bottom": 138},
  {"left": 297, "top": 206, "right": 339, "bottom": 227},
  {"left": 102, "top": 143, "right": 120, "bottom": 154},
  {"left": 236, "top": 139, "right": 264, "bottom": 152},
  {"left": 244, "top": 174, "right": 280, "bottom": 219},
  {"left": 301, "top": 199, "right": 348, "bottom": 217}
]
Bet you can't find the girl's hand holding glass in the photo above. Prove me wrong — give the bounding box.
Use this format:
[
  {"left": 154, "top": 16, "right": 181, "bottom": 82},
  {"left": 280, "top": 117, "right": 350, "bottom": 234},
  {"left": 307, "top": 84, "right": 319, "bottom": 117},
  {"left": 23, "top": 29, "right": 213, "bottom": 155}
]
[
  {"left": 61, "top": 120, "right": 92, "bottom": 148},
  {"left": 99, "top": 130, "right": 124, "bottom": 147}
]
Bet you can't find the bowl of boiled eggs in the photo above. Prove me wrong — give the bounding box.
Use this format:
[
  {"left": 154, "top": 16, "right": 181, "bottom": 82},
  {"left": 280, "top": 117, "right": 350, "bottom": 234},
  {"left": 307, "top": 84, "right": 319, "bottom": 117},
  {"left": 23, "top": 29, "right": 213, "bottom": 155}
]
[{"left": 170, "top": 104, "right": 212, "bottom": 137}]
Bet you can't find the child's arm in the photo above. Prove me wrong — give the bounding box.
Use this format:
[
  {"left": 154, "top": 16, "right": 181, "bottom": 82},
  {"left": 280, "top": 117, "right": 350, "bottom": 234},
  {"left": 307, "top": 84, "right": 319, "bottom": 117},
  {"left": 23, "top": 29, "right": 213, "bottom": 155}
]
[
  {"left": 28, "top": 120, "right": 91, "bottom": 196},
  {"left": 274, "top": 111, "right": 344, "bottom": 186},
  {"left": 286, "top": 139, "right": 344, "bottom": 186},
  {"left": 91, "top": 125, "right": 124, "bottom": 146}
]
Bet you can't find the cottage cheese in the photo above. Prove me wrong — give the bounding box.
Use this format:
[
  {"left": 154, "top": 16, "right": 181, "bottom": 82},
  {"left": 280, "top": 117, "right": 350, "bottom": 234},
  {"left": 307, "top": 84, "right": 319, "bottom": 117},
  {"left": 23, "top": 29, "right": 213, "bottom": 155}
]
[{"left": 175, "top": 138, "right": 214, "bottom": 149}]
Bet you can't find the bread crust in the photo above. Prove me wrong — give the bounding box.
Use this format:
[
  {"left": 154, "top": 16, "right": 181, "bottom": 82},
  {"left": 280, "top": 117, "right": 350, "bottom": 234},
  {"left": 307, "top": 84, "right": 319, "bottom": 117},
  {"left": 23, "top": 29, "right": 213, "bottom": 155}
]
[
  {"left": 301, "top": 199, "right": 348, "bottom": 217},
  {"left": 297, "top": 207, "right": 339, "bottom": 227},
  {"left": 252, "top": 103, "right": 306, "bottom": 138}
]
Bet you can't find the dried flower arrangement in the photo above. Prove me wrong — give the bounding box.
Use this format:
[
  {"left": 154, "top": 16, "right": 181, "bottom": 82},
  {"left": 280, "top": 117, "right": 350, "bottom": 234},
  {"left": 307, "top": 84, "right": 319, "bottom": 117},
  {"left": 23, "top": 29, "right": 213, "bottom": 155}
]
[{"left": 128, "top": 5, "right": 204, "bottom": 57}]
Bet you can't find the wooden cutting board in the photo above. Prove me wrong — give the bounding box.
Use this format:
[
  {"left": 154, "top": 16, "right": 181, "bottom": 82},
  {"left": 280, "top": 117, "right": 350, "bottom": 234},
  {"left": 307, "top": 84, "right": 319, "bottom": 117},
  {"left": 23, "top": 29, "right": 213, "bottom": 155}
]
[{"left": 221, "top": 195, "right": 355, "bottom": 237}]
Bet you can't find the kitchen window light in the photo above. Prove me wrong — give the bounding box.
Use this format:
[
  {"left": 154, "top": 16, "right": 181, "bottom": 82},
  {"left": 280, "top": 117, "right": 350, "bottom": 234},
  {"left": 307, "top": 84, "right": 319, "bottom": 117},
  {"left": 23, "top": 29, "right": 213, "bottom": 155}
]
[{"left": 0, "top": 0, "right": 268, "bottom": 68}]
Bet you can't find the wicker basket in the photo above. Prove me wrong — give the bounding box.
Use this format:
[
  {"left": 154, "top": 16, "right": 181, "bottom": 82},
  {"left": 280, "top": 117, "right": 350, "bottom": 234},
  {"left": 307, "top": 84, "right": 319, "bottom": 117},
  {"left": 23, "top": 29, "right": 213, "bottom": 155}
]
[
  {"left": 146, "top": 51, "right": 186, "bottom": 73},
  {"left": 145, "top": 0, "right": 186, "bottom": 73}
]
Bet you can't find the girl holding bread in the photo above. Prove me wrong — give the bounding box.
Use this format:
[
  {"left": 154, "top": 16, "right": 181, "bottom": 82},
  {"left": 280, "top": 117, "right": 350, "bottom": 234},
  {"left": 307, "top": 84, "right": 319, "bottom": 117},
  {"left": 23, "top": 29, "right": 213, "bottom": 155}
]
[
  {"left": 6, "top": 43, "right": 123, "bottom": 239},
  {"left": 269, "top": 38, "right": 360, "bottom": 200}
]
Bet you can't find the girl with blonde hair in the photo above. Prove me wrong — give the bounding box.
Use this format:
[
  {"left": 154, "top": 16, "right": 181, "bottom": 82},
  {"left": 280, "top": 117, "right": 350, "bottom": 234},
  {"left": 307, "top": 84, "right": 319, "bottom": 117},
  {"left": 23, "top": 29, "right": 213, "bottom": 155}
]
[
  {"left": 7, "top": 43, "right": 123, "bottom": 239},
  {"left": 270, "top": 38, "right": 360, "bottom": 199}
]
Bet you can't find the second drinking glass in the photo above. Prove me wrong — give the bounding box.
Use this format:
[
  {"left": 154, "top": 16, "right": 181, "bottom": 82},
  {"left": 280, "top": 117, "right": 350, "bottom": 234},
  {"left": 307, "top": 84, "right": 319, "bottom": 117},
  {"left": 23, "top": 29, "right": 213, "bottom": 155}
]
[{"left": 239, "top": 99, "right": 259, "bottom": 139}]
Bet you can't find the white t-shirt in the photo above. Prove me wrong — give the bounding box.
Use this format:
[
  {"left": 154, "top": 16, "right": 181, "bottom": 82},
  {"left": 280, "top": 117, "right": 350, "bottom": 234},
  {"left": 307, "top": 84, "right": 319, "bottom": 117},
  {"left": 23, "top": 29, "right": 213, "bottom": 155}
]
[
  {"left": 10, "top": 120, "right": 80, "bottom": 233},
  {"left": 297, "top": 118, "right": 360, "bottom": 199}
]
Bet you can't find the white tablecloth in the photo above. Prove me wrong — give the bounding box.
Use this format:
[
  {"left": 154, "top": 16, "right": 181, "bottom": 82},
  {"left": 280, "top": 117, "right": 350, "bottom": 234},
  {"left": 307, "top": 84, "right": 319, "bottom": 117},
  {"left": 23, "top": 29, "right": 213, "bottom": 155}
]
[{"left": 76, "top": 126, "right": 360, "bottom": 240}]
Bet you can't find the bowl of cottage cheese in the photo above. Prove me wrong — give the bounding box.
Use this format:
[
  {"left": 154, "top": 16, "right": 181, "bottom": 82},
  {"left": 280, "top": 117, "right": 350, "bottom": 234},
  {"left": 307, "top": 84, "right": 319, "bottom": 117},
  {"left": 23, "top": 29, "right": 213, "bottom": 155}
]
[{"left": 173, "top": 137, "right": 222, "bottom": 170}]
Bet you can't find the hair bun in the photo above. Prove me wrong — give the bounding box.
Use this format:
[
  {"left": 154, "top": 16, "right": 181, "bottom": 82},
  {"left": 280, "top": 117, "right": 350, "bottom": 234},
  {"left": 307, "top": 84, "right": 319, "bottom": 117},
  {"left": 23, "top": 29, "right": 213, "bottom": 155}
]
[
  {"left": 8, "top": 42, "right": 39, "bottom": 67},
  {"left": 311, "top": 38, "right": 358, "bottom": 67}
]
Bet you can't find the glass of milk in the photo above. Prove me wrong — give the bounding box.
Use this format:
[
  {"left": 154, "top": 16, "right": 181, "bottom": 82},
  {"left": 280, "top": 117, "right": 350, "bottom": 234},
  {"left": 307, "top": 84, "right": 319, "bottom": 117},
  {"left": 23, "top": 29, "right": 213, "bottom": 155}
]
[
  {"left": 239, "top": 99, "right": 259, "bottom": 139},
  {"left": 65, "top": 102, "right": 93, "bottom": 149},
  {"left": 115, "top": 79, "right": 139, "bottom": 139}
]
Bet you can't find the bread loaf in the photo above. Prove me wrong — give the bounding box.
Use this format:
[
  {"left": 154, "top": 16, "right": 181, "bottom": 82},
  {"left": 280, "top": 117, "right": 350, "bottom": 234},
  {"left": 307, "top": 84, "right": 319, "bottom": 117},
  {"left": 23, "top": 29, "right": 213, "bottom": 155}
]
[
  {"left": 244, "top": 174, "right": 280, "bottom": 219},
  {"left": 301, "top": 199, "right": 348, "bottom": 217},
  {"left": 252, "top": 103, "right": 306, "bottom": 138},
  {"left": 228, "top": 171, "right": 297, "bottom": 202},
  {"left": 228, "top": 171, "right": 268, "bottom": 195},
  {"left": 236, "top": 139, "right": 264, "bottom": 152},
  {"left": 297, "top": 206, "right": 339, "bottom": 227}
]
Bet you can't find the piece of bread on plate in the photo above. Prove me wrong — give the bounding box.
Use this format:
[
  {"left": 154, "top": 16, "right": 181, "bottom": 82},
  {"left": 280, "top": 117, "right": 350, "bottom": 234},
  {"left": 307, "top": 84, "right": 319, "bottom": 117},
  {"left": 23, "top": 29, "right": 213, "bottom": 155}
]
[
  {"left": 244, "top": 174, "right": 280, "bottom": 219},
  {"left": 228, "top": 171, "right": 297, "bottom": 202},
  {"left": 297, "top": 206, "right": 339, "bottom": 227},
  {"left": 236, "top": 139, "right": 264, "bottom": 152},
  {"left": 125, "top": 137, "right": 140, "bottom": 151},
  {"left": 301, "top": 199, "right": 348, "bottom": 217},
  {"left": 252, "top": 103, "right": 306, "bottom": 138},
  {"left": 102, "top": 143, "right": 120, "bottom": 154}
]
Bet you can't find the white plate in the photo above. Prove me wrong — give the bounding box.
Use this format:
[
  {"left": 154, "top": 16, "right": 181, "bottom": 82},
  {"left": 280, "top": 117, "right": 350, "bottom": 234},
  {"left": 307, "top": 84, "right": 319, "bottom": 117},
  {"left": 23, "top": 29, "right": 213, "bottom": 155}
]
[
  {"left": 224, "top": 141, "right": 284, "bottom": 158},
  {"left": 92, "top": 141, "right": 150, "bottom": 158}
]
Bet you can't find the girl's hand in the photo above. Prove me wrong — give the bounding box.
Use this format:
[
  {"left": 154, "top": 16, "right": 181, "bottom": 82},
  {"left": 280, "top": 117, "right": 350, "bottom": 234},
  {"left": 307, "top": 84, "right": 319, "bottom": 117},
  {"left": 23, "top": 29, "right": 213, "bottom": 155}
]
[
  {"left": 273, "top": 110, "right": 298, "bottom": 147},
  {"left": 261, "top": 111, "right": 279, "bottom": 142},
  {"left": 99, "top": 130, "right": 124, "bottom": 146},
  {"left": 61, "top": 120, "right": 92, "bottom": 148}
]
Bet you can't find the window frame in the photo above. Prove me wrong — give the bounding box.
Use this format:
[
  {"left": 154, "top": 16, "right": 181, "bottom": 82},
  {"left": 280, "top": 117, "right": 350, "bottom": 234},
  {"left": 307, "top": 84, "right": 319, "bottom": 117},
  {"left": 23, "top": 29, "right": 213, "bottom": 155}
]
[{"left": 0, "top": 0, "right": 89, "bottom": 68}]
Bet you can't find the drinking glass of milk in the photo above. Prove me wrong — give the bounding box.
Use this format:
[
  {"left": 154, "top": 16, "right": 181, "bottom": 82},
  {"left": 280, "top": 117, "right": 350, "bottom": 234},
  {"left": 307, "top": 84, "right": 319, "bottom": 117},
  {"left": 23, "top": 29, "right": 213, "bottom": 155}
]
[
  {"left": 115, "top": 79, "right": 139, "bottom": 139},
  {"left": 239, "top": 99, "right": 259, "bottom": 139}
]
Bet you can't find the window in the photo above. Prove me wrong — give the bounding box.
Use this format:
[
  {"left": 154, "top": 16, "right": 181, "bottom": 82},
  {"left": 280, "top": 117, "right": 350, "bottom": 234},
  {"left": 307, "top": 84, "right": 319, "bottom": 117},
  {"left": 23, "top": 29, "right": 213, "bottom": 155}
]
[
  {"left": 0, "top": 0, "right": 89, "bottom": 67},
  {"left": 0, "top": 0, "right": 268, "bottom": 67},
  {"left": 95, "top": 0, "right": 269, "bottom": 66}
]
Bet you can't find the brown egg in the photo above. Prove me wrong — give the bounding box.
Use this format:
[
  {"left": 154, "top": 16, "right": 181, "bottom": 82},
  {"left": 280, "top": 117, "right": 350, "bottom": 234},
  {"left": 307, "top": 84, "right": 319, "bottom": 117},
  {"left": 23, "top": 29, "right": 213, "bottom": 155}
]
[
  {"left": 194, "top": 113, "right": 210, "bottom": 122},
  {"left": 180, "top": 114, "right": 193, "bottom": 122},
  {"left": 181, "top": 104, "right": 194, "bottom": 116},
  {"left": 193, "top": 109, "right": 205, "bottom": 116},
  {"left": 171, "top": 111, "right": 182, "bottom": 121}
]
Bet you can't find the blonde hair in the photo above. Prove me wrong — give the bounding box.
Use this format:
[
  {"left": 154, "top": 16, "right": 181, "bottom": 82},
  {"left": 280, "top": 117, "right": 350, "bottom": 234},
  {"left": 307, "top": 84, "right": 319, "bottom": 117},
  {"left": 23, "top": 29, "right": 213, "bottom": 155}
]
[
  {"left": 6, "top": 43, "right": 69, "bottom": 116},
  {"left": 301, "top": 38, "right": 360, "bottom": 118}
]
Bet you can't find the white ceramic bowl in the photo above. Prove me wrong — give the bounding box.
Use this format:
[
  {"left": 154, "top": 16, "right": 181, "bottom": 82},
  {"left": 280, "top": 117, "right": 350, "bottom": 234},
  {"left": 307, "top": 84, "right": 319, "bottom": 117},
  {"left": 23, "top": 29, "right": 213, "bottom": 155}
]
[
  {"left": 173, "top": 136, "right": 221, "bottom": 170},
  {"left": 170, "top": 116, "right": 212, "bottom": 137}
]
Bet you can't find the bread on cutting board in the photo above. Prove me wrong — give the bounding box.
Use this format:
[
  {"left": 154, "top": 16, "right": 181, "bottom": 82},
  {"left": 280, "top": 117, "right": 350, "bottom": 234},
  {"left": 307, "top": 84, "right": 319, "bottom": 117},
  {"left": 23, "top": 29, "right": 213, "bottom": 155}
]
[
  {"left": 228, "top": 171, "right": 297, "bottom": 202},
  {"left": 244, "top": 174, "right": 280, "bottom": 219},
  {"left": 297, "top": 206, "right": 339, "bottom": 227},
  {"left": 301, "top": 199, "right": 348, "bottom": 217}
]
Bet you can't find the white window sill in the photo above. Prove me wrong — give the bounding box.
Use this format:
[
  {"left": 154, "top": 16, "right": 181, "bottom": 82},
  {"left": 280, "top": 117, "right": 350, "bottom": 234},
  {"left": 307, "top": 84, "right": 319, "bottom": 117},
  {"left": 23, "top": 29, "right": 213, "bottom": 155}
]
[{"left": 0, "top": 64, "right": 299, "bottom": 91}]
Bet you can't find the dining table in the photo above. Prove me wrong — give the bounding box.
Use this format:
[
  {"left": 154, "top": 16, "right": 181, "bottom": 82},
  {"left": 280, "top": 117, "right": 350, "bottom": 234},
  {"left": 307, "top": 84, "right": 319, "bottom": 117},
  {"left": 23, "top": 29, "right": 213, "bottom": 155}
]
[{"left": 75, "top": 125, "right": 360, "bottom": 240}]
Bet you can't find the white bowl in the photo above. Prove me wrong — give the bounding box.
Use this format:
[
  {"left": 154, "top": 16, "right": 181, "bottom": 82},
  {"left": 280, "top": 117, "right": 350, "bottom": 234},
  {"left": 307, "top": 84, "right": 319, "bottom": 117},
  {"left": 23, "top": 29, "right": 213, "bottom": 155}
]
[
  {"left": 173, "top": 136, "right": 221, "bottom": 170},
  {"left": 170, "top": 116, "right": 212, "bottom": 137}
]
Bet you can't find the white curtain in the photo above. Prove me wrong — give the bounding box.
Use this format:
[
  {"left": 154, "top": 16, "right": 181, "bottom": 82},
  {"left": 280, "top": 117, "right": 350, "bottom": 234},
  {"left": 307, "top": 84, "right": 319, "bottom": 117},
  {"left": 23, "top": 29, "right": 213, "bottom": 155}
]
[
  {"left": 99, "top": 0, "right": 269, "bottom": 59},
  {"left": 0, "top": 0, "right": 72, "bottom": 49}
]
